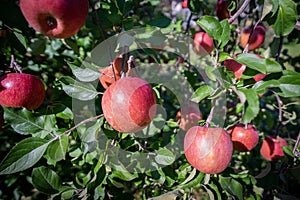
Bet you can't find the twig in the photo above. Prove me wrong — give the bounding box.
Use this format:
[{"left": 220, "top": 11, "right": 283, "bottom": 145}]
[
  {"left": 63, "top": 114, "right": 103, "bottom": 135},
  {"left": 295, "top": 21, "right": 300, "bottom": 31},
  {"left": 206, "top": 100, "right": 216, "bottom": 127},
  {"left": 292, "top": 132, "right": 300, "bottom": 162},
  {"left": 228, "top": 0, "right": 251, "bottom": 24},
  {"left": 276, "top": 35, "right": 284, "bottom": 62}
]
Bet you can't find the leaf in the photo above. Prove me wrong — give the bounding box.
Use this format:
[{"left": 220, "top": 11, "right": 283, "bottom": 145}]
[
  {"left": 155, "top": 148, "right": 176, "bottom": 166},
  {"left": 60, "top": 76, "right": 98, "bottom": 101},
  {"left": 278, "top": 70, "right": 300, "bottom": 97},
  {"left": 190, "top": 85, "right": 214, "bottom": 103},
  {"left": 218, "top": 20, "right": 231, "bottom": 48},
  {"left": 219, "top": 176, "right": 243, "bottom": 200},
  {"left": 197, "top": 16, "right": 222, "bottom": 42},
  {"left": 56, "top": 106, "right": 74, "bottom": 120},
  {"left": 13, "top": 29, "right": 28, "bottom": 49},
  {"left": 262, "top": 0, "right": 278, "bottom": 20},
  {"left": 3, "top": 107, "right": 55, "bottom": 138},
  {"left": 68, "top": 62, "right": 100, "bottom": 82},
  {"left": 0, "top": 137, "right": 50, "bottom": 175},
  {"left": 253, "top": 80, "right": 280, "bottom": 94},
  {"left": 32, "top": 166, "right": 62, "bottom": 194},
  {"left": 271, "top": 0, "right": 297, "bottom": 36},
  {"left": 111, "top": 162, "right": 138, "bottom": 181},
  {"left": 238, "top": 88, "right": 259, "bottom": 124},
  {"left": 234, "top": 54, "right": 266, "bottom": 73},
  {"left": 46, "top": 134, "right": 69, "bottom": 162}
]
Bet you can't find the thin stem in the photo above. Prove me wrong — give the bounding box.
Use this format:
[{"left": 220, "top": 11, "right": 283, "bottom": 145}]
[
  {"left": 228, "top": 0, "right": 251, "bottom": 24},
  {"left": 276, "top": 35, "right": 284, "bottom": 62},
  {"left": 63, "top": 114, "right": 103, "bottom": 135},
  {"left": 206, "top": 100, "right": 216, "bottom": 127},
  {"left": 292, "top": 132, "right": 300, "bottom": 161}
]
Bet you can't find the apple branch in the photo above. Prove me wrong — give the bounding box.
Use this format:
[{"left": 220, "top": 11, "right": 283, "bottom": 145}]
[
  {"left": 63, "top": 114, "right": 103, "bottom": 135},
  {"left": 228, "top": 0, "right": 251, "bottom": 24},
  {"left": 205, "top": 100, "right": 216, "bottom": 127},
  {"left": 292, "top": 132, "right": 300, "bottom": 163}
]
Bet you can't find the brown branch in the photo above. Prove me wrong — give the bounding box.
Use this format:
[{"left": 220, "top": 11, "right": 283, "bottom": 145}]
[
  {"left": 228, "top": 0, "right": 251, "bottom": 24},
  {"left": 295, "top": 21, "right": 300, "bottom": 31},
  {"left": 63, "top": 114, "right": 103, "bottom": 135}
]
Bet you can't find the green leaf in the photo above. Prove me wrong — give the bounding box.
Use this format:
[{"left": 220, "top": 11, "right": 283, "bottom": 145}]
[
  {"left": 46, "top": 134, "right": 69, "bottom": 162},
  {"left": 253, "top": 80, "right": 280, "bottom": 94},
  {"left": 32, "top": 166, "right": 62, "bottom": 194},
  {"left": 271, "top": 0, "right": 297, "bottom": 36},
  {"left": 190, "top": 85, "right": 214, "bottom": 103},
  {"left": 63, "top": 38, "right": 79, "bottom": 54},
  {"left": 219, "top": 176, "right": 243, "bottom": 200},
  {"left": 218, "top": 20, "right": 231, "bottom": 48},
  {"left": 188, "top": 0, "right": 206, "bottom": 14},
  {"left": 234, "top": 54, "right": 266, "bottom": 73},
  {"left": 56, "top": 107, "right": 74, "bottom": 120},
  {"left": 238, "top": 88, "right": 259, "bottom": 124},
  {"left": 3, "top": 108, "right": 55, "bottom": 138},
  {"left": 0, "top": 137, "right": 50, "bottom": 175},
  {"left": 278, "top": 70, "right": 300, "bottom": 97},
  {"left": 197, "top": 16, "right": 222, "bottom": 42},
  {"left": 262, "top": 0, "right": 277, "bottom": 20},
  {"left": 111, "top": 162, "right": 138, "bottom": 181},
  {"left": 68, "top": 62, "right": 100, "bottom": 82},
  {"left": 60, "top": 76, "right": 98, "bottom": 101},
  {"left": 13, "top": 29, "right": 28, "bottom": 49},
  {"left": 155, "top": 148, "right": 176, "bottom": 166}
]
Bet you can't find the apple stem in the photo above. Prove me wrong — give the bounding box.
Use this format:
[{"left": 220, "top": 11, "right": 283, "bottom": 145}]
[
  {"left": 292, "top": 132, "right": 300, "bottom": 163},
  {"left": 275, "top": 35, "right": 284, "bottom": 62},
  {"left": 228, "top": 0, "right": 251, "bottom": 24},
  {"left": 9, "top": 55, "right": 22, "bottom": 73},
  {"left": 127, "top": 56, "right": 140, "bottom": 77},
  {"left": 206, "top": 100, "right": 215, "bottom": 127},
  {"left": 63, "top": 114, "right": 103, "bottom": 135}
]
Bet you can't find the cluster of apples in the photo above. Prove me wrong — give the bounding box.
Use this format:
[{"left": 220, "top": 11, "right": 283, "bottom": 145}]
[
  {"left": 192, "top": 0, "right": 265, "bottom": 56},
  {"left": 19, "top": 0, "right": 89, "bottom": 38},
  {"left": 99, "top": 56, "right": 157, "bottom": 133},
  {"left": 184, "top": 123, "right": 288, "bottom": 174}
]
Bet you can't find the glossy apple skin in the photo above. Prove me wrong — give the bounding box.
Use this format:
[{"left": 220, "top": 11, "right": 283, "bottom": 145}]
[
  {"left": 177, "top": 101, "right": 202, "bottom": 131},
  {"left": 193, "top": 32, "right": 214, "bottom": 55},
  {"left": 0, "top": 73, "right": 45, "bottom": 110},
  {"left": 101, "top": 77, "right": 156, "bottom": 133},
  {"left": 216, "top": 0, "right": 230, "bottom": 20},
  {"left": 182, "top": 0, "right": 188, "bottom": 8},
  {"left": 99, "top": 56, "right": 128, "bottom": 89},
  {"left": 240, "top": 26, "right": 266, "bottom": 51},
  {"left": 20, "top": 0, "right": 88, "bottom": 38},
  {"left": 229, "top": 124, "right": 259, "bottom": 152},
  {"left": 184, "top": 126, "right": 233, "bottom": 174},
  {"left": 260, "top": 136, "right": 288, "bottom": 161},
  {"left": 223, "top": 59, "right": 246, "bottom": 79}
]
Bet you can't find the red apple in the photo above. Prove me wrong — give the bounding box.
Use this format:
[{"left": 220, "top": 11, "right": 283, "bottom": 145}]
[
  {"left": 216, "top": 0, "right": 230, "bottom": 20},
  {"left": 193, "top": 32, "right": 214, "bottom": 55},
  {"left": 260, "top": 136, "right": 288, "bottom": 161},
  {"left": 99, "top": 55, "right": 128, "bottom": 89},
  {"left": 240, "top": 25, "right": 266, "bottom": 51},
  {"left": 0, "top": 73, "right": 45, "bottom": 110},
  {"left": 184, "top": 126, "right": 233, "bottom": 174},
  {"left": 182, "top": 0, "right": 188, "bottom": 8},
  {"left": 20, "top": 0, "right": 89, "bottom": 38},
  {"left": 228, "top": 124, "right": 259, "bottom": 152},
  {"left": 101, "top": 77, "right": 157, "bottom": 133},
  {"left": 176, "top": 101, "right": 202, "bottom": 131},
  {"left": 253, "top": 73, "right": 266, "bottom": 82},
  {"left": 223, "top": 59, "right": 246, "bottom": 79}
]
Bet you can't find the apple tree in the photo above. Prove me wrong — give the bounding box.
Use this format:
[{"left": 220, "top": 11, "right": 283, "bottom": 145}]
[{"left": 0, "top": 0, "right": 299, "bottom": 199}]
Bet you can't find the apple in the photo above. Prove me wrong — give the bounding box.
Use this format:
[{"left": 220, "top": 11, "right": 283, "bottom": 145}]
[
  {"left": 240, "top": 25, "right": 266, "bottom": 51},
  {"left": 176, "top": 101, "right": 202, "bottom": 131},
  {"left": 182, "top": 0, "right": 188, "bottom": 8},
  {"left": 228, "top": 124, "right": 259, "bottom": 152},
  {"left": 184, "top": 126, "right": 233, "bottom": 174},
  {"left": 0, "top": 73, "right": 45, "bottom": 110},
  {"left": 20, "top": 0, "right": 89, "bottom": 38},
  {"left": 260, "top": 136, "right": 288, "bottom": 161},
  {"left": 223, "top": 59, "right": 246, "bottom": 79},
  {"left": 216, "top": 0, "right": 230, "bottom": 20},
  {"left": 99, "top": 55, "right": 128, "bottom": 89},
  {"left": 253, "top": 73, "right": 266, "bottom": 82},
  {"left": 193, "top": 32, "right": 214, "bottom": 55},
  {"left": 101, "top": 77, "right": 157, "bottom": 133}
]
